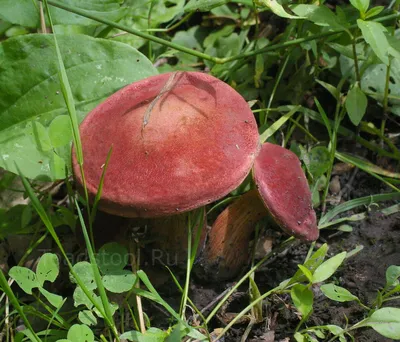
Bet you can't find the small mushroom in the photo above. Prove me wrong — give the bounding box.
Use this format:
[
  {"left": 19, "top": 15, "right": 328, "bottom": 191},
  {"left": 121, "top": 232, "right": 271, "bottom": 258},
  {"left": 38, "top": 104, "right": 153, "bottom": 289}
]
[
  {"left": 253, "top": 143, "right": 318, "bottom": 241},
  {"left": 72, "top": 72, "right": 260, "bottom": 259},
  {"left": 201, "top": 143, "right": 319, "bottom": 280}
]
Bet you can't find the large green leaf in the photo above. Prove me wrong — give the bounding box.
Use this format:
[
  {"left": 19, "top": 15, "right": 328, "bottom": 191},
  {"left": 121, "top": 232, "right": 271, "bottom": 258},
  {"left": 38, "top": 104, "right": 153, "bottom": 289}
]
[
  {"left": 361, "top": 59, "right": 400, "bottom": 116},
  {"left": 9, "top": 266, "right": 40, "bottom": 294},
  {"left": 184, "top": 0, "right": 228, "bottom": 12},
  {"left": 291, "top": 5, "right": 345, "bottom": 30},
  {"left": 0, "top": 0, "right": 127, "bottom": 28},
  {"left": 357, "top": 19, "right": 389, "bottom": 65},
  {"left": 312, "top": 252, "right": 347, "bottom": 284},
  {"left": 364, "top": 308, "right": 400, "bottom": 339},
  {"left": 67, "top": 324, "right": 95, "bottom": 342},
  {"left": 0, "top": 0, "right": 39, "bottom": 27},
  {"left": 50, "top": 0, "right": 127, "bottom": 26},
  {"left": 256, "top": 0, "right": 300, "bottom": 19},
  {"left": 0, "top": 34, "right": 157, "bottom": 180},
  {"left": 349, "top": 0, "right": 369, "bottom": 14},
  {"left": 345, "top": 84, "right": 368, "bottom": 126}
]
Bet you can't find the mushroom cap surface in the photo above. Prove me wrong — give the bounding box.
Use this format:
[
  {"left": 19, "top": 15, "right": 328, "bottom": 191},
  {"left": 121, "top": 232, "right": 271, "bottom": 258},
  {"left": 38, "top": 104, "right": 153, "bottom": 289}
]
[
  {"left": 72, "top": 72, "right": 260, "bottom": 217},
  {"left": 253, "top": 143, "right": 319, "bottom": 241}
]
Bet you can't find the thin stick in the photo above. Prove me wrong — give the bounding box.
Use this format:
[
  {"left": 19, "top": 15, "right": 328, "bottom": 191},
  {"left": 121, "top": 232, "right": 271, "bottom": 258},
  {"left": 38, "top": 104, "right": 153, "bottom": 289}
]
[
  {"left": 142, "top": 71, "right": 180, "bottom": 132},
  {"left": 130, "top": 241, "right": 146, "bottom": 334},
  {"left": 39, "top": 1, "right": 47, "bottom": 33}
]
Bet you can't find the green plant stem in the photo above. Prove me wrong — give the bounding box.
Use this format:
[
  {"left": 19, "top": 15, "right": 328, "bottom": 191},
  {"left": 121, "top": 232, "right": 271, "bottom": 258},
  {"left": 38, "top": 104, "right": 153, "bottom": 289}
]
[
  {"left": 32, "top": 293, "right": 70, "bottom": 329},
  {"left": 382, "top": 286, "right": 400, "bottom": 300},
  {"left": 289, "top": 116, "right": 318, "bottom": 143},
  {"left": 148, "top": 12, "right": 194, "bottom": 32},
  {"left": 351, "top": 38, "right": 361, "bottom": 85},
  {"left": 147, "top": 1, "right": 154, "bottom": 62},
  {"left": 304, "top": 242, "right": 316, "bottom": 263},
  {"left": 326, "top": 317, "right": 370, "bottom": 342},
  {"left": 383, "top": 295, "right": 400, "bottom": 303},
  {"left": 215, "top": 286, "right": 281, "bottom": 340},
  {"left": 265, "top": 51, "right": 291, "bottom": 125},
  {"left": 47, "top": 0, "right": 400, "bottom": 64},
  {"left": 356, "top": 300, "right": 371, "bottom": 311},
  {"left": 321, "top": 72, "right": 347, "bottom": 212},
  {"left": 381, "top": 57, "right": 393, "bottom": 137},
  {"left": 381, "top": 4, "right": 398, "bottom": 138},
  {"left": 75, "top": 201, "right": 119, "bottom": 340},
  {"left": 180, "top": 214, "right": 192, "bottom": 319},
  {"left": 360, "top": 122, "right": 400, "bottom": 158},
  {"left": 179, "top": 210, "right": 204, "bottom": 320}
]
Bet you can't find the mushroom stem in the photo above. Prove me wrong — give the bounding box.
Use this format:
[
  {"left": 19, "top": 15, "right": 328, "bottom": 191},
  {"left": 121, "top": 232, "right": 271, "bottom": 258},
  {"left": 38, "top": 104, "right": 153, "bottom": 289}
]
[
  {"left": 147, "top": 209, "right": 207, "bottom": 268},
  {"left": 201, "top": 190, "right": 268, "bottom": 280}
]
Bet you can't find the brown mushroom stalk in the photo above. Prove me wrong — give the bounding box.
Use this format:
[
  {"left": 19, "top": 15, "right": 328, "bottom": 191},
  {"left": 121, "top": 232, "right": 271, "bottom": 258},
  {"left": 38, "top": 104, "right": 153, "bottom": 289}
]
[
  {"left": 147, "top": 209, "right": 207, "bottom": 268},
  {"left": 201, "top": 190, "right": 268, "bottom": 280}
]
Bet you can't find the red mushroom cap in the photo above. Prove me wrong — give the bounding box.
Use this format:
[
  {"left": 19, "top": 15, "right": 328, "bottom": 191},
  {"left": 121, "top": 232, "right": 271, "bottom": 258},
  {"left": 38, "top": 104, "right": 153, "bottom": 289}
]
[
  {"left": 72, "top": 72, "right": 260, "bottom": 217},
  {"left": 253, "top": 143, "right": 319, "bottom": 241}
]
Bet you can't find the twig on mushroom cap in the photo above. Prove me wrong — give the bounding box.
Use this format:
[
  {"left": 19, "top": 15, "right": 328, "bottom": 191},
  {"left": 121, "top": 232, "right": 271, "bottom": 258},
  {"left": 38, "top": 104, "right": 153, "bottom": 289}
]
[{"left": 141, "top": 71, "right": 181, "bottom": 132}]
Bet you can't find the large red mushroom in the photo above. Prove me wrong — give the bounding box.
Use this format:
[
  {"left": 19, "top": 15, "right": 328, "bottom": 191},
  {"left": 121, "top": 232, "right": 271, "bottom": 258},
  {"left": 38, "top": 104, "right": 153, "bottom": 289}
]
[
  {"left": 72, "top": 71, "right": 260, "bottom": 265},
  {"left": 72, "top": 71, "right": 319, "bottom": 279},
  {"left": 72, "top": 72, "right": 260, "bottom": 217}
]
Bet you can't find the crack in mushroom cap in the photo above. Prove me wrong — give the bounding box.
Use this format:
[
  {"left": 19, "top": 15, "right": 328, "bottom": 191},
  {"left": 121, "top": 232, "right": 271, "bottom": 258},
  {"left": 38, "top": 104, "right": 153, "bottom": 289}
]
[
  {"left": 72, "top": 72, "right": 260, "bottom": 217},
  {"left": 253, "top": 143, "right": 319, "bottom": 241}
]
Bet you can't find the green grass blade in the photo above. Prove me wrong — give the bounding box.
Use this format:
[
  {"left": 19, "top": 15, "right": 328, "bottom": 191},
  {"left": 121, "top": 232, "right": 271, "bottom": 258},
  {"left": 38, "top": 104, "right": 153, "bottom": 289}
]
[
  {"left": 75, "top": 200, "right": 118, "bottom": 338},
  {"left": 0, "top": 269, "right": 41, "bottom": 342},
  {"left": 15, "top": 165, "right": 116, "bottom": 336},
  {"left": 336, "top": 152, "right": 400, "bottom": 180},
  {"left": 42, "top": 0, "right": 83, "bottom": 166},
  {"left": 314, "top": 97, "right": 332, "bottom": 140},
  {"left": 205, "top": 237, "right": 295, "bottom": 324},
  {"left": 136, "top": 271, "right": 181, "bottom": 321},
  {"left": 335, "top": 152, "right": 400, "bottom": 192},
  {"left": 259, "top": 105, "right": 300, "bottom": 143},
  {"left": 289, "top": 105, "right": 400, "bottom": 160},
  {"left": 320, "top": 203, "right": 400, "bottom": 229},
  {"left": 319, "top": 192, "right": 400, "bottom": 227},
  {"left": 180, "top": 208, "right": 204, "bottom": 319},
  {"left": 92, "top": 146, "right": 113, "bottom": 220}
]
